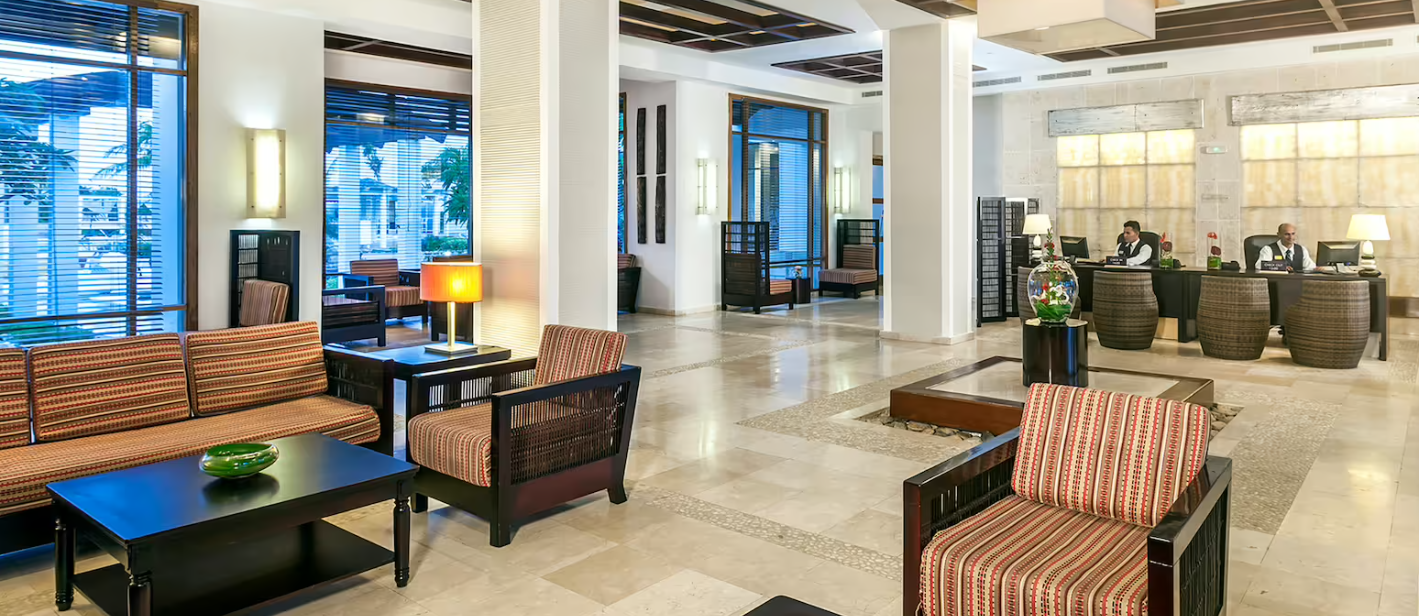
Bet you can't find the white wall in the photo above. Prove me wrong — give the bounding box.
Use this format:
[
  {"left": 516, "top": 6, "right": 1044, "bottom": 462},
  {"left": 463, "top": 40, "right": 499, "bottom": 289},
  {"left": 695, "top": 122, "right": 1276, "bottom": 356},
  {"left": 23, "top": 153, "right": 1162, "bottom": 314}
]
[
  {"left": 621, "top": 79, "right": 678, "bottom": 313},
  {"left": 194, "top": 2, "right": 325, "bottom": 329},
  {"left": 973, "top": 94, "right": 1004, "bottom": 200},
  {"left": 325, "top": 50, "right": 472, "bottom": 95},
  {"left": 673, "top": 80, "right": 729, "bottom": 314}
]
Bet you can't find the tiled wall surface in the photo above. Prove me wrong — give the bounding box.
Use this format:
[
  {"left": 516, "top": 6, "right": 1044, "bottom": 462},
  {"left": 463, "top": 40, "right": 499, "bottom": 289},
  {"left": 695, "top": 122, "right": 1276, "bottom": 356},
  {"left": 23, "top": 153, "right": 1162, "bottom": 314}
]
[{"left": 1000, "top": 52, "right": 1419, "bottom": 295}]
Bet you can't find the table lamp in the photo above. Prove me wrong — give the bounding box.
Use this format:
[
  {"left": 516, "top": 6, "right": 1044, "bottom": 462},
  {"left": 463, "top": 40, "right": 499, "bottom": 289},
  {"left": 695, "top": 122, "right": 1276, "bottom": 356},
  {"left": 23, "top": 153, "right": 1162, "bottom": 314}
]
[
  {"left": 1346, "top": 214, "right": 1389, "bottom": 273},
  {"left": 421, "top": 262, "right": 484, "bottom": 355},
  {"left": 1021, "top": 214, "right": 1053, "bottom": 262}
]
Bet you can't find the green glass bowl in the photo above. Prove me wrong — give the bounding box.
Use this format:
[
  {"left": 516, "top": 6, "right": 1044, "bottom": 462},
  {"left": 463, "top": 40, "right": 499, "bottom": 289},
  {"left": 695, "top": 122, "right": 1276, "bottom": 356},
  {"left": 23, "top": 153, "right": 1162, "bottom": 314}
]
[{"left": 200, "top": 443, "right": 280, "bottom": 480}]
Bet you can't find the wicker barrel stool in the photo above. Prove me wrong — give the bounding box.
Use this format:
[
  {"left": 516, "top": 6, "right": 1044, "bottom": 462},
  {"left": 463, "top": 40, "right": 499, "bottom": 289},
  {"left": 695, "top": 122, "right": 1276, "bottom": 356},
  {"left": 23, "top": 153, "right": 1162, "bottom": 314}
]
[
  {"left": 1092, "top": 271, "right": 1158, "bottom": 350},
  {"left": 1286, "top": 280, "right": 1370, "bottom": 369},
  {"left": 1197, "top": 276, "right": 1271, "bottom": 360}
]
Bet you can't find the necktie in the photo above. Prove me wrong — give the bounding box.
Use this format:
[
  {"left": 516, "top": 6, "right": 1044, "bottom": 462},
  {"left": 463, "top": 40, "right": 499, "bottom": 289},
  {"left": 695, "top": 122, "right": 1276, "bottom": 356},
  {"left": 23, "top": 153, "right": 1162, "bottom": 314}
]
[{"left": 1286, "top": 249, "right": 1293, "bottom": 262}]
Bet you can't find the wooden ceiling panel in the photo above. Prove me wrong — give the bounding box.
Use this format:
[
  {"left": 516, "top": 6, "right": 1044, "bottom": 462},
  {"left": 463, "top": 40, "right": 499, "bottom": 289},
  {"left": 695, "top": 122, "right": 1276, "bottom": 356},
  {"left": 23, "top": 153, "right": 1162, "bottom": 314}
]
[
  {"left": 619, "top": 0, "right": 852, "bottom": 50},
  {"left": 324, "top": 32, "right": 472, "bottom": 70},
  {"left": 773, "top": 50, "right": 985, "bottom": 84}
]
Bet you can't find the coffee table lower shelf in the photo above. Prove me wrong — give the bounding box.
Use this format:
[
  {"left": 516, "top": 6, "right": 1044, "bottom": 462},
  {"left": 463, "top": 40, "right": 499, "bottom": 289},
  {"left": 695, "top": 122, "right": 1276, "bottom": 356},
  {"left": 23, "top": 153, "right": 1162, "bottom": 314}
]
[{"left": 73, "top": 521, "right": 391, "bottom": 616}]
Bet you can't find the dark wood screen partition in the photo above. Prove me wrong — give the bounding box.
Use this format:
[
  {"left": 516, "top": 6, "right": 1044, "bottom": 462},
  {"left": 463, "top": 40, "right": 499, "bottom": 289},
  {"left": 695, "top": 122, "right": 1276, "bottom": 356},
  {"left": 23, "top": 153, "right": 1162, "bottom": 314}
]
[
  {"left": 721, "top": 222, "right": 794, "bottom": 314},
  {"left": 976, "top": 198, "right": 1036, "bottom": 325},
  {"left": 230, "top": 230, "right": 301, "bottom": 327}
]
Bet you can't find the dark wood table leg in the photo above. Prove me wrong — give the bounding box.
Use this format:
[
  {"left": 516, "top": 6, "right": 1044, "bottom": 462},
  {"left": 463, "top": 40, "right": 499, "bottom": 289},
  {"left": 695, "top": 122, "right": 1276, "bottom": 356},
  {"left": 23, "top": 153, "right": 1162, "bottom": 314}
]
[
  {"left": 394, "top": 482, "right": 412, "bottom": 588},
  {"left": 127, "top": 572, "right": 152, "bottom": 616},
  {"left": 55, "top": 516, "right": 73, "bottom": 611}
]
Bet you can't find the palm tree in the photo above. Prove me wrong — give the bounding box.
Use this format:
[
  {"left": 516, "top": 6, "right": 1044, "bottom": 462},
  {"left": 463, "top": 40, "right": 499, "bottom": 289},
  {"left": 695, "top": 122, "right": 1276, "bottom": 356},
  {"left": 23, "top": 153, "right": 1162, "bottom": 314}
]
[
  {"left": 0, "top": 78, "right": 76, "bottom": 206},
  {"left": 93, "top": 121, "right": 152, "bottom": 180},
  {"left": 422, "top": 146, "right": 470, "bottom": 225}
]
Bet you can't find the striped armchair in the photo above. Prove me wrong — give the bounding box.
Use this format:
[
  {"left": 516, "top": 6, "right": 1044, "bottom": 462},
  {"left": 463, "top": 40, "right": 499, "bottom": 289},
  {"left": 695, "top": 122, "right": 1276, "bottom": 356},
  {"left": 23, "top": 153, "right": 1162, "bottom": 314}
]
[
  {"left": 821, "top": 244, "right": 880, "bottom": 299},
  {"left": 905, "top": 384, "right": 1231, "bottom": 616},
  {"left": 238, "top": 279, "right": 291, "bottom": 327},
  {"left": 405, "top": 325, "right": 642, "bottom": 547},
  {"left": 349, "top": 259, "right": 426, "bottom": 321}
]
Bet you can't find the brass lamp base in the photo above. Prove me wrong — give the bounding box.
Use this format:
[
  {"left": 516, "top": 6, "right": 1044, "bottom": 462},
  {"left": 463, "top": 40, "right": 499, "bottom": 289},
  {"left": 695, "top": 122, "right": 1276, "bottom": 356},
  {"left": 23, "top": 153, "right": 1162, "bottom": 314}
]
[{"left": 424, "top": 341, "right": 482, "bottom": 356}]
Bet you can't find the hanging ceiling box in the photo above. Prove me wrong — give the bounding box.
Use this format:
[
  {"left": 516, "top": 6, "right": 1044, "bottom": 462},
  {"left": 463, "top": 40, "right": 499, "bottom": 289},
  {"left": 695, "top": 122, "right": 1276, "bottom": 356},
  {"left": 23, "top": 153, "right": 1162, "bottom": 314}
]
[{"left": 978, "top": 0, "right": 1156, "bottom": 55}]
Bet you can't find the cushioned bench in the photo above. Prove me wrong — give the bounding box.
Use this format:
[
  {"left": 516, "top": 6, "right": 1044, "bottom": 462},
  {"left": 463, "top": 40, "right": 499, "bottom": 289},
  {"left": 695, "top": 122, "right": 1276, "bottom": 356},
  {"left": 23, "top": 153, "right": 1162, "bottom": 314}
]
[
  {"left": 820, "top": 244, "right": 879, "bottom": 299},
  {"left": 0, "top": 321, "right": 395, "bottom": 555}
]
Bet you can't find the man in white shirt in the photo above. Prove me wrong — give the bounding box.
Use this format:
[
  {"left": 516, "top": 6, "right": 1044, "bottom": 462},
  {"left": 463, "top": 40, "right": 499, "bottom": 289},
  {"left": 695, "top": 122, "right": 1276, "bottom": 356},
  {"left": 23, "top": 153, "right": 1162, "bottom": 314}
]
[
  {"left": 1116, "top": 220, "right": 1153, "bottom": 266},
  {"left": 1255, "top": 223, "right": 1315, "bottom": 272}
]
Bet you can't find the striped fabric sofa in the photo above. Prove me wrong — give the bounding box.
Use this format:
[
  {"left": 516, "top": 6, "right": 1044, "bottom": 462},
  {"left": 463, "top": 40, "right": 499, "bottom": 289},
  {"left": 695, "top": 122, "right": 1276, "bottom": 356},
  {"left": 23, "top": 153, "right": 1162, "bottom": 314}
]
[
  {"left": 904, "top": 383, "right": 1233, "bottom": 616},
  {"left": 0, "top": 321, "right": 396, "bottom": 556},
  {"left": 405, "top": 325, "right": 642, "bottom": 547}
]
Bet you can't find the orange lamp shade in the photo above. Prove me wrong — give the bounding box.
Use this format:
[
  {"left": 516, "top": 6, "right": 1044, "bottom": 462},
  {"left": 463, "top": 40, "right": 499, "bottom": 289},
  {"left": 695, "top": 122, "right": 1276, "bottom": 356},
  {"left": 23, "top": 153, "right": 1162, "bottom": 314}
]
[{"left": 420, "top": 262, "right": 484, "bottom": 303}]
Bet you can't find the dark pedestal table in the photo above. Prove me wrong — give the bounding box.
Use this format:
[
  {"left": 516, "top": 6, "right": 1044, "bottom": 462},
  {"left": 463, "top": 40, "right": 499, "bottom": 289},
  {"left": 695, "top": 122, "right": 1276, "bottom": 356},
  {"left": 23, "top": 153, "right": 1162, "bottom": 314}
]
[{"left": 1022, "top": 318, "right": 1089, "bottom": 388}]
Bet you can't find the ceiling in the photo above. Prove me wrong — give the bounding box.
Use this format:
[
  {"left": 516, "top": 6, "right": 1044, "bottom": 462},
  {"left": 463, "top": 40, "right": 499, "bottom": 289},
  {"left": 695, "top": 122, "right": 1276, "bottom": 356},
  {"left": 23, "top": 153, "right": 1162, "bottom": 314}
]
[
  {"left": 325, "top": 31, "right": 472, "bottom": 69},
  {"left": 618, "top": 0, "right": 855, "bottom": 52},
  {"left": 772, "top": 50, "right": 986, "bottom": 83}
]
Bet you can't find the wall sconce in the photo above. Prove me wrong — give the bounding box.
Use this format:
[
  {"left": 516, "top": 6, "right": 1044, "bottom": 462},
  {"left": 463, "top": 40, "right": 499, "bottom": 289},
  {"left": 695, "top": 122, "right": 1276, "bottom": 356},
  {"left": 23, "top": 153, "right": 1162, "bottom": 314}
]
[
  {"left": 697, "top": 158, "right": 716, "bottom": 215},
  {"left": 832, "top": 167, "right": 850, "bottom": 214},
  {"left": 247, "top": 128, "right": 286, "bottom": 218}
]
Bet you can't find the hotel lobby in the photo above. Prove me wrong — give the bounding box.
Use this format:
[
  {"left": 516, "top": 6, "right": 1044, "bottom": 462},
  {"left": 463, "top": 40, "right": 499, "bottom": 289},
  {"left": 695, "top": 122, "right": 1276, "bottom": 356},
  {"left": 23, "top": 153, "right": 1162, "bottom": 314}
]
[{"left": 1, "top": 1, "right": 1418, "bottom": 616}]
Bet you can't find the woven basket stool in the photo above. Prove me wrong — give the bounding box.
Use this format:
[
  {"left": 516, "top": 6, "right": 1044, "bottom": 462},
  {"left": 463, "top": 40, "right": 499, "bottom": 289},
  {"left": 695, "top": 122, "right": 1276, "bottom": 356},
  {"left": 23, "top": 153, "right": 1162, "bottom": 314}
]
[
  {"left": 1285, "top": 280, "right": 1369, "bottom": 369},
  {"left": 1197, "top": 276, "right": 1270, "bottom": 360},
  {"left": 1093, "top": 271, "right": 1158, "bottom": 350}
]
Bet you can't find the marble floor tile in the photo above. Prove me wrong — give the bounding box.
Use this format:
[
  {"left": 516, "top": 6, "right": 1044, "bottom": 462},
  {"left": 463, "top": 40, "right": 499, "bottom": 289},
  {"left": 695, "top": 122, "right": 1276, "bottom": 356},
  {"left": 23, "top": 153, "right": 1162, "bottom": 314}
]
[
  {"left": 1242, "top": 566, "right": 1381, "bottom": 616},
  {"left": 597, "top": 570, "right": 760, "bottom": 616},
  {"left": 543, "top": 545, "right": 683, "bottom": 605}
]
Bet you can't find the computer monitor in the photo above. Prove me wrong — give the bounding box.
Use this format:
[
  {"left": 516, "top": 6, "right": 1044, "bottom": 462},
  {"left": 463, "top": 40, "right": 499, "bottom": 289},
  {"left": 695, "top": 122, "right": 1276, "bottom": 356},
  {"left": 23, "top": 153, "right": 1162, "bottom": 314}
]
[
  {"left": 1060, "top": 236, "right": 1090, "bottom": 259},
  {"left": 1318, "top": 241, "right": 1360, "bottom": 266}
]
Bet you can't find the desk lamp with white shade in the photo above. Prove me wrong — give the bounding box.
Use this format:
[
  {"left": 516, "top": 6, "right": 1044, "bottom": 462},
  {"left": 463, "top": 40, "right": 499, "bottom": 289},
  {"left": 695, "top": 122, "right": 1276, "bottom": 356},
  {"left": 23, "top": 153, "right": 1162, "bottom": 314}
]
[
  {"left": 1021, "top": 214, "right": 1053, "bottom": 263},
  {"left": 421, "top": 262, "right": 484, "bottom": 355},
  {"left": 1346, "top": 214, "right": 1389, "bottom": 275}
]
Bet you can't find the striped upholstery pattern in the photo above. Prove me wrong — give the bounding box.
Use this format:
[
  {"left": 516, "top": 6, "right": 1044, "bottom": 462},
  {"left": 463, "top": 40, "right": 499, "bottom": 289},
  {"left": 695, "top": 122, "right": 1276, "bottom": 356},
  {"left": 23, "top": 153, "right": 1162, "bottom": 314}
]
[
  {"left": 0, "top": 349, "right": 28, "bottom": 450},
  {"left": 921, "top": 495, "right": 1149, "bottom": 616},
  {"left": 350, "top": 259, "right": 400, "bottom": 287},
  {"left": 238, "top": 279, "right": 291, "bottom": 327},
  {"left": 185, "top": 321, "right": 328, "bottom": 417},
  {"left": 0, "top": 394, "right": 378, "bottom": 515},
  {"left": 842, "top": 244, "right": 876, "bottom": 270},
  {"left": 617, "top": 253, "right": 637, "bottom": 269},
  {"left": 1013, "top": 384, "right": 1209, "bottom": 527},
  {"left": 409, "top": 402, "right": 495, "bottom": 487},
  {"left": 533, "top": 325, "right": 627, "bottom": 386},
  {"left": 384, "top": 285, "right": 421, "bottom": 307},
  {"left": 29, "top": 335, "right": 191, "bottom": 442},
  {"left": 769, "top": 279, "right": 793, "bottom": 295},
  {"left": 819, "top": 268, "right": 877, "bottom": 284}
]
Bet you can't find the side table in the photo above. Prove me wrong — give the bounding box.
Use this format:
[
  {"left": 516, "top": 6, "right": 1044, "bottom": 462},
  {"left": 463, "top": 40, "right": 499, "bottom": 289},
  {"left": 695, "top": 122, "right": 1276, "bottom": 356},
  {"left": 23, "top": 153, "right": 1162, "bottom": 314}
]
[
  {"left": 792, "top": 278, "right": 813, "bottom": 305},
  {"left": 1022, "top": 318, "right": 1089, "bottom": 388}
]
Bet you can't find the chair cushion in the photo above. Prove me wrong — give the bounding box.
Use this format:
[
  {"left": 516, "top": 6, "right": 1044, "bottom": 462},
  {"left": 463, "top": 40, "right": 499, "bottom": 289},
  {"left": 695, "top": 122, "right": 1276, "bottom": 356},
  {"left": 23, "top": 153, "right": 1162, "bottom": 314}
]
[
  {"left": 1013, "top": 383, "right": 1209, "bottom": 527},
  {"left": 350, "top": 259, "right": 401, "bottom": 288},
  {"left": 239, "top": 279, "right": 291, "bottom": 327},
  {"left": 842, "top": 244, "right": 876, "bottom": 270},
  {"left": 769, "top": 279, "right": 793, "bottom": 295},
  {"left": 617, "top": 254, "right": 637, "bottom": 269},
  {"left": 385, "top": 285, "right": 422, "bottom": 308},
  {"left": 533, "top": 325, "right": 627, "bottom": 386},
  {"left": 921, "top": 495, "right": 1149, "bottom": 616},
  {"left": 0, "top": 394, "right": 378, "bottom": 515},
  {"left": 0, "top": 349, "right": 28, "bottom": 450},
  {"left": 820, "top": 269, "right": 877, "bottom": 285},
  {"left": 408, "top": 402, "right": 495, "bottom": 487},
  {"left": 29, "top": 334, "right": 191, "bottom": 442},
  {"left": 185, "top": 322, "right": 328, "bottom": 417}
]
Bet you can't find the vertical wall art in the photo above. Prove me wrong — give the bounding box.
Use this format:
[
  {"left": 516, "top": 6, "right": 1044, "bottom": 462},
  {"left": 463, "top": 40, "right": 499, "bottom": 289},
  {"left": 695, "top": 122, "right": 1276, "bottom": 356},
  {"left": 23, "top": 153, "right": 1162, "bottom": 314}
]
[
  {"left": 655, "top": 175, "right": 667, "bottom": 243},
  {"left": 635, "top": 108, "right": 647, "bottom": 175},
  {"left": 637, "top": 176, "right": 648, "bottom": 244},
  {"left": 656, "top": 105, "right": 667, "bottom": 175},
  {"left": 635, "top": 107, "right": 647, "bottom": 244}
]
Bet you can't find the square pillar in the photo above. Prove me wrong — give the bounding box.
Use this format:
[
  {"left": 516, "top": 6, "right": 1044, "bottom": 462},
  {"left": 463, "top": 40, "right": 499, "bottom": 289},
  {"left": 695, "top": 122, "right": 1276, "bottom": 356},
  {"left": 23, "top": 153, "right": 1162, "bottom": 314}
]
[
  {"left": 882, "top": 19, "right": 976, "bottom": 344},
  {"left": 474, "top": 0, "right": 618, "bottom": 353}
]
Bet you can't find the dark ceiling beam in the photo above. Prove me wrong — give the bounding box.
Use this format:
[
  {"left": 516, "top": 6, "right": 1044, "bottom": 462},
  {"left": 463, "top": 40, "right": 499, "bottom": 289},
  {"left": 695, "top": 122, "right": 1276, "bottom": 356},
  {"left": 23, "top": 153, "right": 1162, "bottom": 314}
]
[
  {"left": 643, "top": 0, "right": 767, "bottom": 30},
  {"left": 1414, "top": 0, "right": 1419, "bottom": 22},
  {"left": 1157, "top": 0, "right": 1327, "bottom": 29},
  {"left": 618, "top": 2, "right": 739, "bottom": 39},
  {"left": 1099, "top": 47, "right": 1121, "bottom": 56},
  {"left": 1317, "top": 0, "right": 1352, "bottom": 29},
  {"left": 618, "top": 20, "right": 703, "bottom": 45}
]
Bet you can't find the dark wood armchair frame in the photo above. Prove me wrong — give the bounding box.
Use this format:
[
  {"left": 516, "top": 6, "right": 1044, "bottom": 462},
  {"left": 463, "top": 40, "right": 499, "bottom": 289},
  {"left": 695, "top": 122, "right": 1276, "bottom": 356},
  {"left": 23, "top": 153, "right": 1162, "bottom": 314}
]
[
  {"left": 390, "top": 269, "right": 429, "bottom": 322},
  {"left": 821, "top": 218, "right": 883, "bottom": 299},
  {"left": 721, "top": 221, "right": 795, "bottom": 314},
  {"left": 903, "top": 428, "right": 1232, "bottom": 616},
  {"left": 322, "top": 274, "right": 387, "bottom": 346},
  {"left": 619, "top": 265, "right": 642, "bottom": 313},
  {"left": 0, "top": 348, "right": 396, "bottom": 556},
  {"left": 407, "top": 359, "right": 642, "bottom": 547}
]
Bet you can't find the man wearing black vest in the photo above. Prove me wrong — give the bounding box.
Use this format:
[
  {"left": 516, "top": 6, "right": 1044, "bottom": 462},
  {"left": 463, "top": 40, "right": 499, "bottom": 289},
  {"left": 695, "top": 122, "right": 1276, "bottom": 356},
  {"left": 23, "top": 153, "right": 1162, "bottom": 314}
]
[
  {"left": 1255, "top": 223, "right": 1315, "bottom": 272},
  {"left": 1116, "top": 221, "right": 1152, "bottom": 266}
]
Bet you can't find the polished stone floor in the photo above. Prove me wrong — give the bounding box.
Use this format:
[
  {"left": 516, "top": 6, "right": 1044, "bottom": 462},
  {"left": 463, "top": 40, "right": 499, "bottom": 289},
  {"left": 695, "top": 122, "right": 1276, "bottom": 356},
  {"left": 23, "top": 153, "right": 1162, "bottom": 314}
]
[{"left": 1, "top": 297, "right": 1416, "bottom": 616}]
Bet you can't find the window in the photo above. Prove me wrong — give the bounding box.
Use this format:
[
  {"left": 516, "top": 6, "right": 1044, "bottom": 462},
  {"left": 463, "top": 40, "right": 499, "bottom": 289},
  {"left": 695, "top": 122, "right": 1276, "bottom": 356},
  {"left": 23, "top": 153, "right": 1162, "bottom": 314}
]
[
  {"left": 0, "top": 0, "right": 193, "bottom": 345},
  {"left": 324, "top": 82, "right": 471, "bottom": 274},
  {"left": 730, "top": 96, "right": 827, "bottom": 282},
  {"left": 618, "top": 92, "right": 626, "bottom": 253},
  {"left": 872, "top": 156, "right": 884, "bottom": 221},
  {"left": 1057, "top": 129, "right": 1195, "bottom": 262},
  {"left": 1241, "top": 117, "right": 1419, "bottom": 296}
]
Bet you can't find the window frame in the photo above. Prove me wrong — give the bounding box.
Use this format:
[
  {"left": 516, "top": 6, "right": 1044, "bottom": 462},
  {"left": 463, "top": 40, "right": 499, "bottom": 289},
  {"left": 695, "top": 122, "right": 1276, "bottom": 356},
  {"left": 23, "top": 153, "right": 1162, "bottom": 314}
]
[
  {"left": 321, "top": 78, "right": 474, "bottom": 274},
  {"left": 0, "top": 0, "right": 200, "bottom": 335}
]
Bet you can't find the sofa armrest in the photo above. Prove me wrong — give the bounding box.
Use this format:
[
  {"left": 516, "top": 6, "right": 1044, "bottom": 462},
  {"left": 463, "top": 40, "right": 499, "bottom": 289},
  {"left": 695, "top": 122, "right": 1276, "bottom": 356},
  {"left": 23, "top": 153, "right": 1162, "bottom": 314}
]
[
  {"left": 902, "top": 428, "right": 1020, "bottom": 616},
  {"left": 1147, "top": 456, "right": 1233, "bottom": 616},
  {"left": 488, "top": 365, "right": 642, "bottom": 487},
  {"left": 323, "top": 347, "right": 396, "bottom": 455},
  {"left": 326, "top": 273, "right": 372, "bottom": 287}
]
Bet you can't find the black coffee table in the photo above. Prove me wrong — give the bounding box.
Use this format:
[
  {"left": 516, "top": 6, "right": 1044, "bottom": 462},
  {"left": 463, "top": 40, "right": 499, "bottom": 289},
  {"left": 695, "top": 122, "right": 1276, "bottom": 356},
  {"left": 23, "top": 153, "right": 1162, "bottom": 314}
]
[{"left": 49, "top": 434, "right": 418, "bottom": 616}]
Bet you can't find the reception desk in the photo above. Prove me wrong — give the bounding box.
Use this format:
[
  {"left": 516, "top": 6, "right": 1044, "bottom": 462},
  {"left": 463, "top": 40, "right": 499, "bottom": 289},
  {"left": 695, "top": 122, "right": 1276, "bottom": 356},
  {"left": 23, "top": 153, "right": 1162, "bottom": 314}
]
[{"left": 1073, "top": 264, "right": 1388, "bottom": 361}]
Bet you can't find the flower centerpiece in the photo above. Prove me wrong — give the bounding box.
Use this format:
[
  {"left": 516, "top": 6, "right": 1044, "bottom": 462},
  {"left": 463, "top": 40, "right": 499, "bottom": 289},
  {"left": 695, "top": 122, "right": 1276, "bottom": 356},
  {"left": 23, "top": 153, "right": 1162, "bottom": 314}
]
[
  {"left": 1027, "top": 231, "right": 1079, "bottom": 324},
  {"left": 1206, "top": 231, "right": 1222, "bottom": 270},
  {"left": 1159, "top": 232, "right": 1176, "bottom": 269}
]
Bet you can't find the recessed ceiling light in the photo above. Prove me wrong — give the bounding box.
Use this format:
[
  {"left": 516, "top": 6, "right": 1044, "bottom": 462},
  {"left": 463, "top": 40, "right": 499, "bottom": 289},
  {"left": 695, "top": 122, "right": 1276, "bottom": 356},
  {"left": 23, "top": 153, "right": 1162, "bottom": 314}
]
[{"left": 1035, "top": 26, "right": 1050, "bottom": 31}]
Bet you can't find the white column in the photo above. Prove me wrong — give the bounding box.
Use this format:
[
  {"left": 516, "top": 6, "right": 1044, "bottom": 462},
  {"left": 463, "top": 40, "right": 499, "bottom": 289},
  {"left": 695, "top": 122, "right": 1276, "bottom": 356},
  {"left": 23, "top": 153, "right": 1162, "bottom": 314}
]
[
  {"left": 474, "top": 0, "right": 617, "bottom": 354},
  {"left": 882, "top": 19, "right": 976, "bottom": 344}
]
